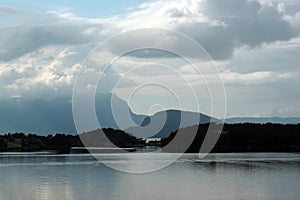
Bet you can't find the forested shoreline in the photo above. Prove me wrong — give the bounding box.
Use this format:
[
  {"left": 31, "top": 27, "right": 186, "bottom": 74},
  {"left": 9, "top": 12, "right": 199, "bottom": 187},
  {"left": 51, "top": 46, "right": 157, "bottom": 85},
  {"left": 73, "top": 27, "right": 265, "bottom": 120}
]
[
  {"left": 0, "top": 128, "right": 143, "bottom": 153},
  {"left": 162, "top": 123, "right": 300, "bottom": 153},
  {"left": 1, "top": 123, "right": 300, "bottom": 153}
]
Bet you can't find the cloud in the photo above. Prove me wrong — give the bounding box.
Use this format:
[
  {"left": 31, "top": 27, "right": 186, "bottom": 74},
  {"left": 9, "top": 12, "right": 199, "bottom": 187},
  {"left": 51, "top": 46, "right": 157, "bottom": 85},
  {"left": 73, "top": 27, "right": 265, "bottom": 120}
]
[
  {"left": 1, "top": 0, "right": 300, "bottom": 61},
  {"left": 177, "top": 65, "right": 299, "bottom": 85},
  {"left": 116, "top": 0, "right": 299, "bottom": 59},
  {"left": 227, "top": 37, "right": 300, "bottom": 74},
  {"left": 0, "top": 45, "right": 85, "bottom": 99},
  {"left": 272, "top": 107, "right": 300, "bottom": 117},
  {"left": 0, "top": 8, "right": 116, "bottom": 61},
  {"left": 0, "top": 23, "right": 96, "bottom": 61},
  {"left": 0, "top": 5, "right": 24, "bottom": 16},
  {"left": 192, "top": 0, "right": 297, "bottom": 56},
  {"left": 0, "top": 1, "right": 300, "bottom": 117},
  {"left": 220, "top": 70, "right": 298, "bottom": 85}
]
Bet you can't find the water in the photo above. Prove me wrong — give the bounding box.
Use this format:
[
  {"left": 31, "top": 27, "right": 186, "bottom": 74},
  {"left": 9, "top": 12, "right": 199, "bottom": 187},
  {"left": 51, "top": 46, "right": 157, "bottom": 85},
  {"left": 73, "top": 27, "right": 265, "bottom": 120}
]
[{"left": 0, "top": 153, "right": 300, "bottom": 200}]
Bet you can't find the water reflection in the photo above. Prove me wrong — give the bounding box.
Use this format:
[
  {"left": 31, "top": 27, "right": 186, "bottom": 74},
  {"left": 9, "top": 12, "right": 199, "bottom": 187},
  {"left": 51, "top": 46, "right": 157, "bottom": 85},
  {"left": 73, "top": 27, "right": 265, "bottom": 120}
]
[{"left": 0, "top": 153, "right": 299, "bottom": 200}]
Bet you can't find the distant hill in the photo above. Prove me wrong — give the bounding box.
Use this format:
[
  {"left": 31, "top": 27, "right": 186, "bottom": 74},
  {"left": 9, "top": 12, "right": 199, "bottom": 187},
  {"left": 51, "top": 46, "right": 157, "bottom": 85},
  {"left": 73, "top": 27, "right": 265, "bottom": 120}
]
[
  {"left": 161, "top": 123, "right": 300, "bottom": 153},
  {"left": 0, "top": 93, "right": 146, "bottom": 134},
  {"left": 126, "top": 109, "right": 219, "bottom": 138},
  {"left": 126, "top": 112, "right": 300, "bottom": 139},
  {"left": 1, "top": 93, "right": 299, "bottom": 136},
  {"left": 0, "top": 128, "right": 142, "bottom": 153},
  {"left": 225, "top": 117, "right": 300, "bottom": 124}
]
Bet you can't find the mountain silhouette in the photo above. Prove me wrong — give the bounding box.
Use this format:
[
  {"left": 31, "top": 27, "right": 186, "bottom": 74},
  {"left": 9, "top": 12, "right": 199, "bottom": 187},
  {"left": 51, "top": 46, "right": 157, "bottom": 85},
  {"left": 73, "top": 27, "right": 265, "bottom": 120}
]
[
  {"left": 126, "top": 109, "right": 219, "bottom": 138},
  {"left": 1, "top": 93, "right": 299, "bottom": 136},
  {"left": 0, "top": 93, "right": 145, "bottom": 134}
]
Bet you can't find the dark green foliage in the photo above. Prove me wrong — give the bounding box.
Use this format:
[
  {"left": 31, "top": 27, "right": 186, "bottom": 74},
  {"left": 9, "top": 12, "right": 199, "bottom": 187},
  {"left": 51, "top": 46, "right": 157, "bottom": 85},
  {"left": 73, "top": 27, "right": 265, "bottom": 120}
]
[
  {"left": 1, "top": 123, "right": 300, "bottom": 153},
  {"left": 0, "top": 128, "right": 142, "bottom": 153},
  {"left": 161, "top": 123, "right": 300, "bottom": 153}
]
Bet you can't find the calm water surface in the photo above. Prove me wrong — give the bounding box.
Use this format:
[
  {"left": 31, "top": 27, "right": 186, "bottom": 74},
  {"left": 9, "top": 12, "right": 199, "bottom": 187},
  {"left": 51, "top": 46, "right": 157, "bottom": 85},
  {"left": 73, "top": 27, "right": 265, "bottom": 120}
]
[{"left": 0, "top": 153, "right": 299, "bottom": 200}]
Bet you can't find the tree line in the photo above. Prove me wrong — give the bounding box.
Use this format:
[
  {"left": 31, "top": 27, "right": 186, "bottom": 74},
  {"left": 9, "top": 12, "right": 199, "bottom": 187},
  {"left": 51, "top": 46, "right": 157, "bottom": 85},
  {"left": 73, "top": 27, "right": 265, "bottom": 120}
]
[
  {"left": 1, "top": 123, "right": 300, "bottom": 153},
  {"left": 161, "top": 123, "right": 300, "bottom": 153},
  {"left": 0, "top": 128, "right": 143, "bottom": 153}
]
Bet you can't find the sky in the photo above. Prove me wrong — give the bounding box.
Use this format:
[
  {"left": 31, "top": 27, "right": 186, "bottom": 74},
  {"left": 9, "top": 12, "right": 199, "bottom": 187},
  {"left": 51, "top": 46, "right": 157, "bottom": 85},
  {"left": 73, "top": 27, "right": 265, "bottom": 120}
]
[{"left": 0, "top": 0, "right": 300, "bottom": 118}]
